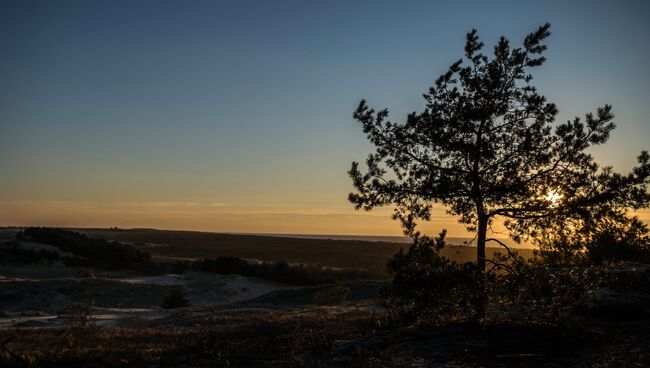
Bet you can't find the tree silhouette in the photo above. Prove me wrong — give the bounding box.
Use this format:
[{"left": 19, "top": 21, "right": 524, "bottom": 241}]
[{"left": 348, "top": 23, "right": 650, "bottom": 274}]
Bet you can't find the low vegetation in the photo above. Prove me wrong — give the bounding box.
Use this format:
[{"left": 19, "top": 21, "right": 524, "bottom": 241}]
[
  {"left": 18, "top": 227, "right": 153, "bottom": 271},
  {"left": 382, "top": 225, "right": 650, "bottom": 327},
  {"left": 1, "top": 305, "right": 648, "bottom": 367},
  {"left": 160, "top": 287, "right": 190, "bottom": 309},
  {"left": 0, "top": 241, "right": 60, "bottom": 265},
  {"left": 198, "top": 257, "right": 373, "bottom": 286}
]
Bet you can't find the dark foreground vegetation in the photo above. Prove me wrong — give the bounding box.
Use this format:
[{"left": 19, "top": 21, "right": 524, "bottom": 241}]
[
  {"left": 382, "top": 231, "right": 650, "bottom": 326},
  {"left": 1, "top": 303, "right": 648, "bottom": 367}
]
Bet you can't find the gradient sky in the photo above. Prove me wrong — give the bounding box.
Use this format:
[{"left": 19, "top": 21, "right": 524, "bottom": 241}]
[{"left": 1, "top": 0, "right": 649, "bottom": 236}]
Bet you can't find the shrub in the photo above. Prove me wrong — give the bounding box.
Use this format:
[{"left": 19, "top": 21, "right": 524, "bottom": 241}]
[
  {"left": 70, "top": 295, "right": 96, "bottom": 328},
  {"left": 490, "top": 253, "right": 603, "bottom": 322},
  {"left": 382, "top": 232, "right": 608, "bottom": 326},
  {"left": 161, "top": 287, "right": 190, "bottom": 309},
  {"left": 0, "top": 241, "right": 59, "bottom": 264},
  {"left": 18, "top": 228, "right": 153, "bottom": 271},
  {"left": 534, "top": 214, "right": 650, "bottom": 266},
  {"left": 381, "top": 233, "right": 481, "bottom": 325},
  {"left": 585, "top": 218, "right": 650, "bottom": 264}
]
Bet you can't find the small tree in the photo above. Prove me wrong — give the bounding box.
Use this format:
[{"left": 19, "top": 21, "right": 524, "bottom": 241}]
[
  {"left": 382, "top": 230, "right": 481, "bottom": 324},
  {"left": 348, "top": 24, "right": 649, "bottom": 310}
]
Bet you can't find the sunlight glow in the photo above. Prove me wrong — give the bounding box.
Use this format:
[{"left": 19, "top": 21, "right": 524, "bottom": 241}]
[{"left": 544, "top": 190, "right": 563, "bottom": 207}]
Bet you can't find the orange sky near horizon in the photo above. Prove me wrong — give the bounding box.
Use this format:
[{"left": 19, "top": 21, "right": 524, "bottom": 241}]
[{"left": 1, "top": 200, "right": 649, "bottom": 239}]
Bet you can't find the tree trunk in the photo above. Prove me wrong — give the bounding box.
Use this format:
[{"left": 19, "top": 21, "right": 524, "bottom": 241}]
[
  {"left": 477, "top": 215, "right": 488, "bottom": 272},
  {"left": 475, "top": 215, "right": 488, "bottom": 320}
]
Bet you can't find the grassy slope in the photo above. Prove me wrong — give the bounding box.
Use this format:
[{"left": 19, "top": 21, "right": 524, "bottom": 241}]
[{"left": 81, "top": 228, "right": 535, "bottom": 278}]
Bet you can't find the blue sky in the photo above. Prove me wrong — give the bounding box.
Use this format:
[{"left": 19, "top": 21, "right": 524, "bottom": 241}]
[{"left": 1, "top": 0, "right": 648, "bottom": 235}]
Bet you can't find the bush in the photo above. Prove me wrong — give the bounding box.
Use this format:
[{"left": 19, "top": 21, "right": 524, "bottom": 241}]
[
  {"left": 161, "top": 287, "right": 190, "bottom": 309},
  {"left": 585, "top": 219, "right": 650, "bottom": 264},
  {"left": 18, "top": 228, "right": 153, "bottom": 271},
  {"left": 0, "top": 241, "right": 59, "bottom": 264},
  {"left": 70, "top": 295, "right": 96, "bottom": 328},
  {"left": 534, "top": 214, "right": 650, "bottom": 265},
  {"left": 381, "top": 233, "right": 481, "bottom": 325},
  {"left": 382, "top": 232, "right": 608, "bottom": 326},
  {"left": 491, "top": 253, "right": 603, "bottom": 322}
]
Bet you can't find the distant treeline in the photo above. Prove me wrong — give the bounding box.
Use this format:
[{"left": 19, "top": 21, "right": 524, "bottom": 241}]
[{"left": 197, "top": 257, "right": 373, "bottom": 285}]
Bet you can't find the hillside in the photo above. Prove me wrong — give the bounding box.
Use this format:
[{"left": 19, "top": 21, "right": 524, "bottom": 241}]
[{"left": 79, "top": 228, "right": 536, "bottom": 278}]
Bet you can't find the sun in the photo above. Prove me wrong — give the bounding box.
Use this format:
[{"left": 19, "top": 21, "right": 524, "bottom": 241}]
[{"left": 544, "top": 190, "right": 563, "bottom": 207}]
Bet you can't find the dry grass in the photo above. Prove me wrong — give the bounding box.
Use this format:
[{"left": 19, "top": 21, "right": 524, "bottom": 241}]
[
  {"left": 2, "top": 307, "right": 648, "bottom": 367},
  {"left": 0, "top": 307, "right": 370, "bottom": 367}
]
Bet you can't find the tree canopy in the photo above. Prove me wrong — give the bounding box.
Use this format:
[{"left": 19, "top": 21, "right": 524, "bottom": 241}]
[{"left": 348, "top": 23, "right": 650, "bottom": 270}]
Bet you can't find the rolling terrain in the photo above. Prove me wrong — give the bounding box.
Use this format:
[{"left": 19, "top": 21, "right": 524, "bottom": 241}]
[
  {"left": 78, "top": 228, "right": 536, "bottom": 278},
  {"left": 0, "top": 227, "right": 647, "bottom": 367}
]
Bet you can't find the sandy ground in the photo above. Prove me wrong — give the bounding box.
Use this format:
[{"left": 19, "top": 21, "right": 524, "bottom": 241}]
[
  {"left": 0, "top": 265, "right": 294, "bottom": 329},
  {"left": 17, "top": 241, "right": 77, "bottom": 259}
]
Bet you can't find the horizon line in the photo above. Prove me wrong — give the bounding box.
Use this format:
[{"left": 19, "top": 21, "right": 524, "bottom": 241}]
[{"left": 1, "top": 225, "right": 532, "bottom": 247}]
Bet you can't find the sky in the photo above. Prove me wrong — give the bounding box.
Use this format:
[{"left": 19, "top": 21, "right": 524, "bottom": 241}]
[{"left": 1, "top": 0, "right": 649, "bottom": 237}]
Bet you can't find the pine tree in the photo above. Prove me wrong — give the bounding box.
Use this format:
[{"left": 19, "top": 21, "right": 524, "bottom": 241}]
[{"left": 349, "top": 23, "right": 649, "bottom": 280}]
